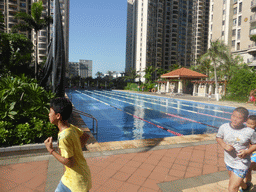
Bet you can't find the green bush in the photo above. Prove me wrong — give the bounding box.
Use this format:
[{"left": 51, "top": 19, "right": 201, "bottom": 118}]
[
  {"left": 0, "top": 75, "right": 56, "bottom": 147},
  {"left": 124, "top": 83, "right": 138, "bottom": 91},
  {"left": 223, "top": 68, "right": 256, "bottom": 102}
]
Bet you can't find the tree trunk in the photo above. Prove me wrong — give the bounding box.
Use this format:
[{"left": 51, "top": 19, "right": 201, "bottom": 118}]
[
  {"left": 35, "top": 31, "right": 38, "bottom": 80},
  {"left": 213, "top": 59, "right": 219, "bottom": 101}
]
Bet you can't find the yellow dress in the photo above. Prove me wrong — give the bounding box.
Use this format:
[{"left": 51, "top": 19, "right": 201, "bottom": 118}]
[{"left": 58, "top": 124, "right": 92, "bottom": 192}]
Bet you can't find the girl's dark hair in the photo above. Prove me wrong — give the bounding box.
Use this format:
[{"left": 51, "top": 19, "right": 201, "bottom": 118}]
[
  {"left": 248, "top": 115, "right": 256, "bottom": 121},
  {"left": 50, "top": 97, "right": 72, "bottom": 120},
  {"left": 233, "top": 107, "right": 249, "bottom": 119}
]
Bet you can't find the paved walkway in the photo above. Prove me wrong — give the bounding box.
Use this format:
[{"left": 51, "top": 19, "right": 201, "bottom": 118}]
[{"left": 1, "top": 90, "right": 256, "bottom": 192}]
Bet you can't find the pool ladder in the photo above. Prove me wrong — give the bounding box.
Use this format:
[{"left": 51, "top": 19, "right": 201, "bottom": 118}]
[{"left": 73, "top": 109, "right": 98, "bottom": 140}]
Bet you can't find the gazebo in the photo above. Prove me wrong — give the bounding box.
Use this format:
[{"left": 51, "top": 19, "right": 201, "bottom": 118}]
[{"left": 158, "top": 68, "right": 207, "bottom": 94}]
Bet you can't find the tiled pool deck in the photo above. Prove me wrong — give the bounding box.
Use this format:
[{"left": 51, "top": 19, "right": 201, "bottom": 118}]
[{"left": 1, "top": 90, "right": 256, "bottom": 192}]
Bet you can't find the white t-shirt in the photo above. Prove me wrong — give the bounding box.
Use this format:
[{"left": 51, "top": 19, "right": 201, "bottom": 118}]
[{"left": 216, "top": 123, "right": 256, "bottom": 170}]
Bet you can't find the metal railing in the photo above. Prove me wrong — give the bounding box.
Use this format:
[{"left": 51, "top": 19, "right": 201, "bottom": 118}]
[{"left": 73, "top": 109, "right": 98, "bottom": 140}]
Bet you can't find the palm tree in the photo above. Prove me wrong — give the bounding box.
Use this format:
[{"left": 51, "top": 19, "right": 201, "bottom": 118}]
[
  {"left": 203, "top": 40, "right": 229, "bottom": 101},
  {"left": 95, "top": 71, "right": 104, "bottom": 78},
  {"left": 124, "top": 68, "right": 140, "bottom": 82},
  {"left": 12, "top": 0, "right": 52, "bottom": 79},
  {"left": 144, "top": 66, "right": 158, "bottom": 84}
]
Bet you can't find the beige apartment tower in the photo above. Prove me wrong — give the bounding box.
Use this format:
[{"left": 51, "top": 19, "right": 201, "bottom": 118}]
[
  {"left": 209, "top": 0, "right": 255, "bottom": 65},
  {"left": 0, "top": 0, "right": 69, "bottom": 66}
]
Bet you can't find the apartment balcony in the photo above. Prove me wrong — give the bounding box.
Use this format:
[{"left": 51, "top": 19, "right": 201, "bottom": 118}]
[
  {"left": 252, "top": 0, "right": 256, "bottom": 10},
  {"left": 8, "top": 0, "right": 17, "bottom": 5},
  {"left": 247, "top": 43, "right": 256, "bottom": 54},
  {"left": 250, "top": 14, "right": 256, "bottom": 23}
]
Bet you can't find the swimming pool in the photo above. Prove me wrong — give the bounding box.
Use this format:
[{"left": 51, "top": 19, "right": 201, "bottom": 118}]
[{"left": 66, "top": 90, "right": 256, "bottom": 142}]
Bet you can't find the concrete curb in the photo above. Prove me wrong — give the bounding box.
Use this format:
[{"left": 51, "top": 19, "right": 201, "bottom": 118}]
[{"left": 0, "top": 142, "right": 58, "bottom": 153}]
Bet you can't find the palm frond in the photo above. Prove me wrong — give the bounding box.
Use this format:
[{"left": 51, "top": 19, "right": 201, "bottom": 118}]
[
  {"left": 31, "top": 0, "right": 44, "bottom": 22},
  {"left": 12, "top": 23, "right": 33, "bottom": 33}
]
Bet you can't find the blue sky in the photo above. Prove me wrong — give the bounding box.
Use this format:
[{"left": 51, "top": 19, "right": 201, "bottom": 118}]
[{"left": 69, "top": 0, "right": 127, "bottom": 77}]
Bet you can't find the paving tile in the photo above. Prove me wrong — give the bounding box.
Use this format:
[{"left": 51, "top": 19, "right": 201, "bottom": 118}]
[
  {"left": 106, "top": 162, "right": 125, "bottom": 170},
  {"left": 149, "top": 171, "right": 168, "bottom": 181},
  {"left": 142, "top": 178, "right": 162, "bottom": 191},
  {"left": 9, "top": 184, "right": 35, "bottom": 192},
  {"left": 152, "top": 165, "right": 169, "bottom": 175},
  {"left": 171, "top": 163, "right": 187, "bottom": 171},
  {"left": 203, "top": 165, "right": 218, "bottom": 175},
  {"left": 101, "top": 178, "right": 124, "bottom": 191},
  {"left": 98, "top": 168, "right": 118, "bottom": 179},
  {"left": 125, "top": 160, "right": 142, "bottom": 168},
  {"left": 139, "top": 162, "right": 156, "bottom": 172},
  {"left": 112, "top": 171, "right": 131, "bottom": 182},
  {"left": 96, "top": 185, "right": 118, "bottom": 192},
  {"left": 139, "top": 186, "right": 159, "bottom": 192},
  {"left": 157, "top": 159, "right": 174, "bottom": 169},
  {"left": 164, "top": 175, "right": 179, "bottom": 182},
  {"left": 168, "top": 168, "right": 186, "bottom": 178},
  {"left": 117, "top": 182, "right": 141, "bottom": 192},
  {"left": 119, "top": 165, "right": 137, "bottom": 174},
  {"left": 127, "top": 174, "right": 147, "bottom": 186},
  {"left": 0, "top": 178, "right": 19, "bottom": 192}
]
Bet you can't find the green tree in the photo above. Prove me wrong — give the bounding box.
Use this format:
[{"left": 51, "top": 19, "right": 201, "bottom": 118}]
[
  {"left": 190, "top": 57, "right": 212, "bottom": 79},
  {"left": 143, "top": 66, "right": 158, "bottom": 84},
  {"left": 156, "top": 68, "right": 169, "bottom": 80},
  {"left": 124, "top": 68, "right": 140, "bottom": 82},
  {"left": 95, "top": 71, "right": 104, "bottom": 78},
  {"left": 13, "top": 0, "right": 52, "bottom": 79},
  {"left": 0, "top": 33, "right": 34, "bottom": 76},
  {"left": 203, "top": 40, "right": 229, "bottom": 101},
  {"left": 226, "top": 68, "right": 256, "bottom": 101}
]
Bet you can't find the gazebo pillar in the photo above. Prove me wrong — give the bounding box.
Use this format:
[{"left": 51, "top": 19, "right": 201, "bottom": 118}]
[
  {"left": 157, "top": 83, "right": 160, "bottom": 93},
  {"left": 209, "top": 84, "right": 213, "bottom": 95},
  {"left": 166, "top": 81, "right": 170, "bottom": 93},
  {"left": 193, "top": 83, "right": 197, "bottom": 96},
  {"left": 204, "top": 83, "right": 207, "bottom": 97},
  {"left": 178, "top": 79, "right": 183, "bottom": 94}
]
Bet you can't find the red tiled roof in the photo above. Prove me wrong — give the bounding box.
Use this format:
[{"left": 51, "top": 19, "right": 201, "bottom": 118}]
[{"left": 161, "top": 68, "right": 207, "bottom": 79}]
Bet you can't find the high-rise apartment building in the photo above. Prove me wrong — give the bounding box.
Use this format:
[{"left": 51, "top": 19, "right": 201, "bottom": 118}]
[
  {"left": 125, "top": 0, "right": 197, "bottom": 82},
  {"left": 68, "top": 60, "right": 92, "bottom": 78},
  {"left": 1, "top": 0, "right": 69, "bottom": 66},
  {"left": 192, "top": 0, "right": 210, "bottom": 62},
  {"left": 209, "top": 0, "right": 255, "bottom": 65}
]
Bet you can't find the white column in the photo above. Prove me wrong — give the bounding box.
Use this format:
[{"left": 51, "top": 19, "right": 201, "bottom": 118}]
[
  {"left": 178, "top": 80, "right": 183, "bottom": 94},
  {"left": 158, "top": 83, "right": 160, "bottom": 92},
  {"left": 204, "top": 84, "right": 207, "bottom": 97},
  {"left": 193, "top": 84, "right": 196, "bottom": 96},
  {"left": 166, "top": 81, "right": 170, "bottom": 93}
]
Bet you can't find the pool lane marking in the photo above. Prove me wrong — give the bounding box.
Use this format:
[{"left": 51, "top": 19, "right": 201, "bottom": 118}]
[
  {"left": 76, "top": 90, "right": 183, "bottom": 136},
  {"left": 95, "top": 91, "right": 219, "bottom": 129},
  {"left": 86, "top": 90, "right": 220, "bottom": 129},
  {"left": 97, "top": 90, "right": 230, "bottom": 121},
  {"left": 110, "top": 90, "right": 232, "bottom": 115}
]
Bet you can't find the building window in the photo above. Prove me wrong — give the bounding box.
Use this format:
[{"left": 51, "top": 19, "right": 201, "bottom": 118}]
[
  {"left": 211, "top": 24, "right": 212, "bottom": 31},
  {"left": 232, "top": 29, "right": 236, "bottom": 36},
  {"left": 222, "top": 31, "right": 224, "bottom": 36},
  {"left": 233, "top": 18, "right": 237, "bottom": 26},
  {"left": 238, "top": 16, "right": 241, "bottom": 26},
  {"left": 222, "top": 20, "right": 225, "bottom": 25},
  {"left": 237, "top": 42, "right": 240, "bottom": 50},
  {"left": 211, "top": 14, "right": 213, "bottom": 20},
  {"left": 237, "top": 29, "right": 241, "bottom": 39},
  {"left": 223, "top": 10, "right": 225, "bottom": 15},
  {"left": 239, "top": 2, "right": 242, "bottom": 12},
  {"left": 232, "top": 40, "right": 236, "bottom": 47},
  {"left": 212, "top": 5, "right": 214, "bottom": 12},
  {"left": 233, "top": 0, "right": 237, "bottom": 4},
  {"left": 233, "top": 7, "right": 237, "bottom": 15},
  {"left": 223, "top": 0, "right": 226, "bottom": 4}
]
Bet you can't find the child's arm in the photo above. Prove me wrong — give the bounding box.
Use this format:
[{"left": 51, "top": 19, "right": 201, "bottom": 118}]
[
  {"left": 237, "top": 144, "right": 256, "bottom": 159},
  {"left": 80, "top": 132, "right": 90, "bottom": 148},
  {"left": 216, "top": 137, "right": 234, "bottom": 151},
  {"left": 44, "top": 137, "right": 75, "bottom": 168}
]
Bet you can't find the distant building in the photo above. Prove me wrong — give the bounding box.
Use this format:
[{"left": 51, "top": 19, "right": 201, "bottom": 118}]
[
  {"left": 125, "top": 0, "right": 197, "bottom": 82},
  {"left": 209, "top": 0, "right": 255, "bottom": 65},
  {"left": 68, "top": 60, "right": 92, "bottom": 78},
  {"left": 104, "top": 71, "right": 125, "bottom": 78}
]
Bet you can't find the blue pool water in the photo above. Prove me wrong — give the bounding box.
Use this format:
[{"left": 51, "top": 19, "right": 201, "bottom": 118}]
[{"left": 66, "top": 90, "right": 256, "bottom": 143}]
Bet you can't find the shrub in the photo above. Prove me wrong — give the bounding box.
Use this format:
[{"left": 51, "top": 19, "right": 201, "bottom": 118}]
[
  {"left": 0, "top": 75, "right": 56, "bottom": 146},
  {"left": 223, "top": 68, "right": 256, "bottom": 102}
]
